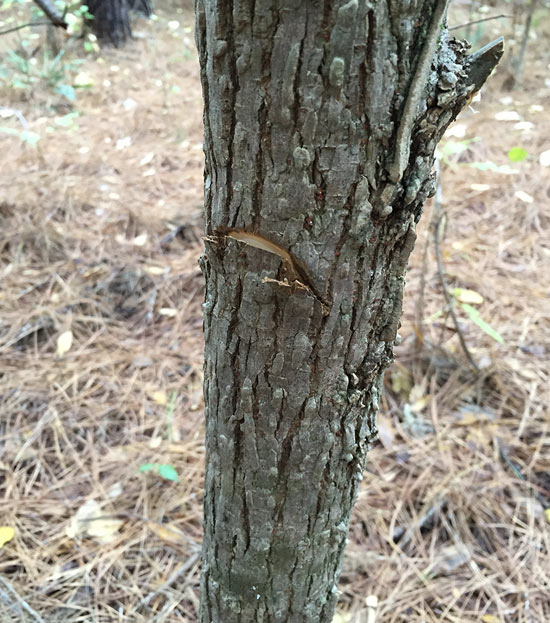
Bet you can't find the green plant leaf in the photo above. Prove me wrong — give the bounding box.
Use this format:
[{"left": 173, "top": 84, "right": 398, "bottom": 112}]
[
  {"left": 451, "top": 288, "right": 483, "bottom": 305},
  {"left": 468, "top": 161, "right": 518, "bottom": 175},
  {"left": 460, "top": 303, "right": 504, "bottom": 344},
  {"left": 139, "top": 463, "right": 179, "bottom": 482},
  {"left": 55, "top": 83, "right": 76, "bottom": 101},
  {"left": 139, "top": 463, "right": 157, "bottom": 474},
  {"left": 20, "top": 130, "right": 40, "bottom": 145},
  {"left": 507, "top": 147, "right": 528, "bottom": 162},
  {"left": 55, "top": 112, "right": 79, "bottom": 127},
  {"left": 158, "top": 464, "right": 179, "bottom": 481}
]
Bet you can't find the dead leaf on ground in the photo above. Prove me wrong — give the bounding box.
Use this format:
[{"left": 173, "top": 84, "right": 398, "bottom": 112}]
[
  {"left": 66, "top": 499, "right": 123, "bottom": 544},
  {"left": 147, "top": 521, "right": 186, "bottom": 545},
  {"left": 377, "top": 414, "right": 394, "bottom": 450},
  {"left": 0, "top": 526, "right": 15, "bottom": 548},
  {"left": 428, "top": 543, "right": 471, "bottom": 576},
  {"left": 56, "top": 330, "right": 73, "bottom": 357}
]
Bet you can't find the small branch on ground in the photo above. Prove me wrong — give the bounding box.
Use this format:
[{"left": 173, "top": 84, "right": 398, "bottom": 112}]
[
  {"left": 414, "top": 210, "right": 431, "bottom": 350},
  {"left": 0, "top": 576, "right": 46, "bottom": 623},
  {"left": 449, "top": 14, "right": 512, "bottom": 32},
  {"left": 32, "top": 0, "right": 67, "bottom": 29},
  {"left": 498, "top": 440, "right": 549, "bottom": 509},
  {"left": 0, "top": 21, "right": 56, "bottom": 36},
  {"left": 0, "top": 108, "right": 28, "bottom": 129},
  {"left": 432, "top": 160, "right": 479, "bottom": 372},
  {"left": 136, "top": 551, "right": 200, "bottom": 610}
]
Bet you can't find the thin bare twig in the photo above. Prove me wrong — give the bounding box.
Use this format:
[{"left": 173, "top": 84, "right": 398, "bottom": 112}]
[
  {"left": 0, "top": 107, "right": 28, "bottom": 130},
  {"left": 0, "top": 576, "right": 46, "bottom": 623},
  {"left": 498, "top": 440, "right": 549, "bottom": 508},
  {"left": 449, "top": 14, "right": 512, "bottom": 32},
  {"left": 432, "top": 160, "right": 479, "bottom": 372},
  {"left": 413, "top": 205, "right": 431, "bottom": 350},
  {"left": 0, "top": 21, "right": 54, "bottom": 36},
  {"left": 511, "top": 0, "right": 538, "bottom": 87},
  {"left": 32, "top": 0, "right": 67, "bottom": 29},
  {"left": 137, "top": 551, "right": 200, "bottom": 610}
]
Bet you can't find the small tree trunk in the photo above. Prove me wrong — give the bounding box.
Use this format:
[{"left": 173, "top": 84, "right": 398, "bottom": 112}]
[
  {"left": 511, "top": 0, "right": 538, "bottom": 87},
  {"left": 128, "top": 0, "right": 153, "bottom": 18},
  {"left": 195, "top": 2, "right": 501, "bottom": 621},
  {"left": 87, "top": 0, "right": 132, "bottom": 47}
]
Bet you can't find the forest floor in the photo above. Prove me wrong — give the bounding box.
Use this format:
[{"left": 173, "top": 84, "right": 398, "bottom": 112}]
[{"left": 0, "top": 2, "right": 549, "bottom": 622}]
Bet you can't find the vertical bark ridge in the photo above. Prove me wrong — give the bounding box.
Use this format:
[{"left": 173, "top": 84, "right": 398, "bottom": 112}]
[{"left": 195, "top": 0, "right": 501, "bottom": 620}]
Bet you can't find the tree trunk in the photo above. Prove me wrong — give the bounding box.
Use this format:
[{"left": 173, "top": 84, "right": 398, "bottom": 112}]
[
  {"left": 128, "top": 0, "right": 153, "bottom": 18},
  {"left": 87, "top": 0, "right": 132, "bottom": 47},
  {"left": 511, "top": 0, "right": 537, "bottom": 87},
  {"left": 195, "top": 2, "right": 501, "bottom": 621}
]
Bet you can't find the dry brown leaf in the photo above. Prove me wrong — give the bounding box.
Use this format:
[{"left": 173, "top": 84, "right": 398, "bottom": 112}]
[
  {"left": 144, "top": 265, "right": 167, "bottom": 275},
  {"left": 0, "top": 526, "right": 15, "bottom": 548},
  {"left": 56, "top": 330, "right": 73, "bottom": 357},
  {"left": 429, "top": 544, "right": 471, "bottom": 576},
  {"left": 514, "top": 190, "right": 534, "bottom": 204},
  {"left": 452, "top": 288, "right": 484, "bottom": 305},
  {"left": 66, "top": 499, "right": 123, "bottom": 544},
  {"left": 147, "top": 521, "right": 186, "bottom": 545},
  {"left": 133, "top": 355, "right": 153, "bottom": 368},
  {"left": 150, "top": 390, "right": 168, "bottom": 405},
  {"left": 332, "top": 612, "right": 353, "bottom": 623},
  {"left": 377, "top": 414, "right": 394, "bottom": 450}
]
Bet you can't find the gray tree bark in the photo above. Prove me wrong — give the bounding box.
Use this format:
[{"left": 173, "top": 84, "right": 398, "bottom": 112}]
[
  {"left": 87, "top": 0, "right": 132, "bottom": 47},
  {"left": 194, "top": 2, "right": 501, "bottom": 622}
]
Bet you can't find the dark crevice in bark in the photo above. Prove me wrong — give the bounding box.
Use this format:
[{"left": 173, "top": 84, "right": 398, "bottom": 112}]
[
  {"left": 224, "top": 1, "right": 239, "bottom": 229},
  {"left": 252, "top": 101, "right": 267, "bottom": 229},
  {"left": 293, "top": 16, "right": 307, "bottom": 143},
  {"left": 326, "top": 176, "right": 361, "bottom": 307},
  {"left": 242, "top": 481, "right": 251, "bottom": 555}
]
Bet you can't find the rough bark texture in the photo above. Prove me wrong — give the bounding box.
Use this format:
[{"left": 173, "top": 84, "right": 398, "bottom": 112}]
[
  {"left": 194, "top": 2, "right": 501, "bottom": 622},
  {"left": 128, "top": 0, "right": 153, "bottom": 18},
  {"left": 87, "top": 0, "right": 132, "bottom": 47}
]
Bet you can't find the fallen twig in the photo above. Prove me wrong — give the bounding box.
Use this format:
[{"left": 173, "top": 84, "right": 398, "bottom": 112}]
[
  {"left": 432, "top": 160, "right": 479, "bottom": 372},
  {"left": 137, "top": 551, "right": 200, "bottom": 610},
  {"left": 449, "top": 14, "right": 511, "bottom": 32},
  {"left": 0, "top": 576, "right": 46, "bottom": 623}
]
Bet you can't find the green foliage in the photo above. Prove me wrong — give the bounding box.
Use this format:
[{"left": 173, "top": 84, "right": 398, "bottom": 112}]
[
  {"left": 0, "top": 125, "right": 41, "bottom": 146},
  {"left": 19, "top": 129, "right": 40, "bottom": 144},
  {"left": 54, "top": 111, "right": 79, "bottom": 127},
  {"left": 460, "top": 303, "right": 505, "bottom": 345},
  {"left": 507, "top": 147, "right": 528, "bottom": 162},
  {"left": 0, "top": 0, "right": 99, "bottom": 103},
  {"left": 437, "top": 137, "right": 480, "bottom": 166},
  {"left": 139, "top": 463, "right": 179, "bottom": 482},
  {"left": 467, "top": 161, "right": 518, "bottom": 175},
  {"left": 55, "top": 83, "right": 76, "bottom": 101},
  {"left": 1, "top": 43, "right": 85, "bottom": 99},
  {"left": 165, "top": 391, "right": 178, "bottom": 442},
  {"left": 427, "top": 292, "right": 505, "bottom": 346}
]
